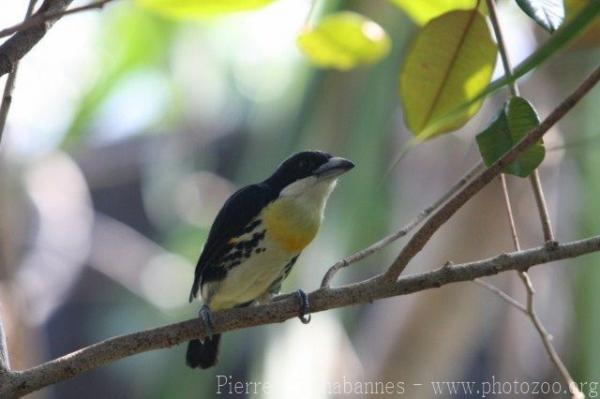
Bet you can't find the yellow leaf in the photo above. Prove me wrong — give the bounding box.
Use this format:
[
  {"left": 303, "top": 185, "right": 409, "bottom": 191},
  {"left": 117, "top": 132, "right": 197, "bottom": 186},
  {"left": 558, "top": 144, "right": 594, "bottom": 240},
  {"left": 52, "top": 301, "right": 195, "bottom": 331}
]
[
  {"left": 390, "top": 0, "right": 479, "bottom": 24},
  {"left": 297, "top": 12, "right": 391, "bottom": 70},
  {"left": 136, "top": 0, "right": 276, "bottom": 19},
  {"left": 399, "top": 9, "right": 497, "bottom": 138}
]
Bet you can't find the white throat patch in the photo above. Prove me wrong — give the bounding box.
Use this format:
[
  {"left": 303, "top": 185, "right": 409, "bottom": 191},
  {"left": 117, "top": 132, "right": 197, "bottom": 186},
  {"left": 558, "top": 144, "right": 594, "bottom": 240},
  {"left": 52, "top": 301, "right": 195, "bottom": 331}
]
[{"left": 279, "top": 176, "right": 338, "bottom": 218}]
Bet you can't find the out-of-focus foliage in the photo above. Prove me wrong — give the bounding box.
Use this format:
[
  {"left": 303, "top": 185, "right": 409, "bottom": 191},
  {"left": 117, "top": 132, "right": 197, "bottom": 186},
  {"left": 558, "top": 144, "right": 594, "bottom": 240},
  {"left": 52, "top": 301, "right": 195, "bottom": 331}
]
[
  {"left": 296, "top": 11, "right": 391, "bottom": 70},
  {"left": 411, "top": 0, "right": 599, "bottom": 142},
  {"left": 389, "top": 0, "right": 478, "bottom": 24},
  {"left": 476, "top": 97, "right": 545, "bottom": 177},
  {"left": 515, "top": 0, "right": 564, "bottom": 33},
  {"left": 2, "top": 0, "right": 600, "bottom": 397},
  {"left": 62, "top": 5, "right": 175, "bottom": 147},
  {"left": 399, "top": 9, "right": 496, "bottom": 139},
  {"left": 136, "top": 0, "right": 276, "bottom": 19},
  {"left": 565, "top": 0, "right": 600, "bottom": 47},
  {"left": 576, "top": 87, "right": 600, "bottom": 389}
]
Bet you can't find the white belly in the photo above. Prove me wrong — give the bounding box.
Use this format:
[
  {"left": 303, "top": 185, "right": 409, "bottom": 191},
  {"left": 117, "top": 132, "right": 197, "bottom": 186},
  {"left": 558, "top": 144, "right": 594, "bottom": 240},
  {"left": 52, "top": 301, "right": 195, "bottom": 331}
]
[{"left": 204, "top": 233, "right": 296, "bottom": 310}]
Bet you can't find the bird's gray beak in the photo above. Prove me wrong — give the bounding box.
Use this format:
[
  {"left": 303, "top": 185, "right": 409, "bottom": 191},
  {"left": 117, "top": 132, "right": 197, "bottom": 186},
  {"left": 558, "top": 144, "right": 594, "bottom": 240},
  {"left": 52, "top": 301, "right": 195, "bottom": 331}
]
[{"left": 315, "top": 157, "right": 355, "bottom": 180}]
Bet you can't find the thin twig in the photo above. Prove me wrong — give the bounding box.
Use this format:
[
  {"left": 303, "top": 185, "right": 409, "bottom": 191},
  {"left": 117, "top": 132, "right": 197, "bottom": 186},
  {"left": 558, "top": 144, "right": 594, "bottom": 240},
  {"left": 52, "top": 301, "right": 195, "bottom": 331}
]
[
  {"left": 486, "top": 1, "right": 580, "bottom": 397},
  {"left": 0, "top": 312, "right": 9, "bottom": 373},
  {"left": 487, "top": 0, "right": 556, "bottom": 244},
  {"left": 486, "top": 0, "right": 519, "bottom": 97},
  {"left": 321, "top": 161, "right": 484, "bottom": 288},
  {"left": 1, "top": 235, "right": 600, "bottom": 397},
  {"left": 0, "top": 65, "right": 598, "bottom": 394},
  {"left": 519, "top": 272, "right": 584, "bottom": 399},
  {"left": 384, "top": 64, "right": 600, "bottom": 281},
  {"left": 498, "top": 174, "right": 521, "bottom": 251},
  {"left": 0, "top": 70, "right": 17, "bottom": 147},
  {"left": 0, "top": 0, "right": 38, "bottom": 374},
  {"left": 530, "top": 170, "right": 556, "bottom": 243},
  {"left": 0, "top": 0, "right": 39, "bottom": 147},
  {"left": 0, "top": 0, "right": 116, "bottom": 40},
  {"left": 0, "top": 0, "right": 75, "bottom": 78},
  {"left": 473, "top": 278, "right": 527, "bottom": 314}
]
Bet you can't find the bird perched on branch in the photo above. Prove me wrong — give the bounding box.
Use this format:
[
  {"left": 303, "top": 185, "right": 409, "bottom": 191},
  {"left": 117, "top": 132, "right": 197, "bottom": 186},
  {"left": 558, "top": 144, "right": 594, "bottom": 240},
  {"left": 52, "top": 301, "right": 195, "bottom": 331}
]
[{"left": 186, "top": 150, "right": 354, "bottom": 369}]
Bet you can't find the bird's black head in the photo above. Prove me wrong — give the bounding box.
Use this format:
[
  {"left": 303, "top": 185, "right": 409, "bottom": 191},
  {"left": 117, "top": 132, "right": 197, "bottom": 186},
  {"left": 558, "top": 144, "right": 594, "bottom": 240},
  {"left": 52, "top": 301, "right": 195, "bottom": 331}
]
[{"left": 264, "top": 151, "right": 354, "bottom": 194}]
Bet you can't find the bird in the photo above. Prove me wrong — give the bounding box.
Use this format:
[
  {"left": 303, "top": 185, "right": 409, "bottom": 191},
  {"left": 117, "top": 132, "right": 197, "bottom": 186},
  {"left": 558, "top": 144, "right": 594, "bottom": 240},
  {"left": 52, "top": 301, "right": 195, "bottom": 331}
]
[{"left": 186, "top": 150, "right": 354, "bottom": 369}]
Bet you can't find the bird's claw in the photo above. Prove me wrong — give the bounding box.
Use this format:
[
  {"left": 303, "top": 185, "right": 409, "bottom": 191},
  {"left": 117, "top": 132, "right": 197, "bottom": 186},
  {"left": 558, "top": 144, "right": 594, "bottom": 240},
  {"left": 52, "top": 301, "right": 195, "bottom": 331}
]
[
  {"left": 295, "top": 289, "right": 311, "bottom": 324},
  {"left": 198, "top": 305, "right": 215, "bottom": 341}
]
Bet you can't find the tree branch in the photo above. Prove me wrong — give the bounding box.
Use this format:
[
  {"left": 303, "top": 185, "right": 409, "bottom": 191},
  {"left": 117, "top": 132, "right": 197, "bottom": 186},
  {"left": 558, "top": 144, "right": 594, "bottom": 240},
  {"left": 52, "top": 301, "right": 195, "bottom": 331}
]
[
  {"left": 0, "top": 0, "right": 39, "bottom": 147},
  {"left": 529, "top": 170, "right": 556, "bottom": 243},
  {"left": 473, "top": 278, "right": 527, "bottom": 314},
  {"left": 0, "top": 0, "right": 116, "bottom": 40},
  {"left": 486, "top": 1, "right": 580, "bottom": 396},
  {"left": 1, "top": 235, "right": 599, "bottom": 397},
  {"left": 0, "top": 18, "right": 595, "bottom": 395},
  {"left": 0, "top": 0, "right": 39, "bottom": 381},
  {"left": 486, "top": 0, "right": 556, "bottom": 245},
  {"left": 0, "top": 311, "right": 9, "bottom": 373},
  {"left": 384, "top": 64, "right": 600, "bottom": 281},
  {"left": 0, "top": 0, "right": 74, "bottom": 78},
  {"left": 519, "top": 272, "right": 583, "bottom": 399},
  {"left": 498, "top": 174, "right": 521, "bottom": 250},
  {"left": 321, "top": 161, "right": 484, "bottom": 288}
]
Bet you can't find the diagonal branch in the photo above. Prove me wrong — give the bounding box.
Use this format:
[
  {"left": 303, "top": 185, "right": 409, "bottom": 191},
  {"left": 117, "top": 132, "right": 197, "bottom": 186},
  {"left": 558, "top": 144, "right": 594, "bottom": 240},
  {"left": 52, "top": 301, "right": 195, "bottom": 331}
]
[
  {"left": 0, "top": 0, "right": 117, "bottom": 40},
  {"left": 0, "top": 46, "right": 596, "bottom": 399},
  {"left": 529, "top": 170, "right": 556, "bottom": 243},
  {"left": 474, "top": 278, "right": 527, "bottom": 314},
  {"left": 321, "top": 161, "right": 484, "bottom": 288},
  {"left": 2, "top": 235, "right": 600, "bottom": 397},
  {"left": 486, "top": 0, "right": 556, "bottom": 245},
  {"left": 518, "top": 271, "right": 583, "bottom": 399},
  {"left": 0, "top": 0, "right": 39, "bottom": 147},
  {"left": 384, "top": 64, "right": 600, "bottom": 281},
  {"left": 0, "top": 0, "right": 74, "bottom": 78}
]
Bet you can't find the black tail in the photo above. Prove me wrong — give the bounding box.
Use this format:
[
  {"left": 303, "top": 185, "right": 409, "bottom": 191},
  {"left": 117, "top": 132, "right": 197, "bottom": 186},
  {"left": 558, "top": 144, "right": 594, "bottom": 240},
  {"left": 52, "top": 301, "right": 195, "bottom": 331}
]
[{"left": 186, "top": 334, "right": 221, "bottom": 369}]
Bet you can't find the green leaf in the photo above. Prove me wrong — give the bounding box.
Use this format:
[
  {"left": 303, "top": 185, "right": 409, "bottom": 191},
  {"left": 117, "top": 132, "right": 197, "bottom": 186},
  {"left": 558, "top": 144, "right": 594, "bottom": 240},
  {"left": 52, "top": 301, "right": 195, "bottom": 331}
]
[
  {"left": 516, "top": 0, "right": 565, "bottom": 32},
  {"left": 476, "top": 97, "right": 545, "bottom": 177},
  {"left": 416, "top": 0, "right": 600, "bottom": 140},
  {"left": 399, "top": 9, "right": 497, "bottom": 138},
  {"left": 136, "top": 0, "right": 276, "bottom": 19},
  {"left": 389, "top": 0, "right": 479, "bottom": 24},
  {"left": 297, "top": 12, "right": 391, "bottom": 70}
]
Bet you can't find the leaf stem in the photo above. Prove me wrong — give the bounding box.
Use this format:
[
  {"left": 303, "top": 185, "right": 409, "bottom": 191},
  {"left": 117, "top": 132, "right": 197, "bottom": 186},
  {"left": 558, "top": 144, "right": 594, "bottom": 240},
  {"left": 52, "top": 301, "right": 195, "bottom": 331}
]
[
  {"left": 486, "top": 1, "right": 579, "bottom": 397},
  {"left": 486, "top": 0, "right": 519, "bottom": 97},
  {"left": 487, "top": 0, "right": 556, "bottom": 244},
  {"left": 530, "top": 170, "right": 555, "bottom": 243}
]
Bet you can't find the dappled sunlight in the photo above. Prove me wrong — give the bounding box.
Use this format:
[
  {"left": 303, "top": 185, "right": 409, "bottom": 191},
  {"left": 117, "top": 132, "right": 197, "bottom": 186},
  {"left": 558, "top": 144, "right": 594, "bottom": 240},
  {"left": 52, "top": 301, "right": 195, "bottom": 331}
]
[{"left": 0, "top": 0, "right": 598, "bottom": 397}]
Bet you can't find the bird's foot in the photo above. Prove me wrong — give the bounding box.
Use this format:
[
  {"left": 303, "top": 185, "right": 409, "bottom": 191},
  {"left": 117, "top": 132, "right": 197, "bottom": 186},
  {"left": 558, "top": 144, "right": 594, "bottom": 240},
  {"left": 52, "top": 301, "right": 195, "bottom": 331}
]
[
  {"left": 295, "top": 289, "right": 311, "bottom": 324},
  {"left": 198, "top": 305, "right": 215, "bottom": 341}
]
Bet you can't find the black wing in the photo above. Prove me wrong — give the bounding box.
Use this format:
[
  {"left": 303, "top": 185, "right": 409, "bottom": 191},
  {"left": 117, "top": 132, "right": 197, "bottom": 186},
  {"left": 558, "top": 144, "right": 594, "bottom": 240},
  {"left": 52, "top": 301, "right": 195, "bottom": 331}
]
[{"left": 189, "top": 183, "right": 275, "bottom": 302}]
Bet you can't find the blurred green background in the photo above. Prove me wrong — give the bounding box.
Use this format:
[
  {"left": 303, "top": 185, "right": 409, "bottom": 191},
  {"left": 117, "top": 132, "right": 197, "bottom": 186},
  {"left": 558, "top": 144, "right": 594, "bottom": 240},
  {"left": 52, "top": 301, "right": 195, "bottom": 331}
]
[{"left": 0, "top": 0, "right": 599, "bottom": 398}]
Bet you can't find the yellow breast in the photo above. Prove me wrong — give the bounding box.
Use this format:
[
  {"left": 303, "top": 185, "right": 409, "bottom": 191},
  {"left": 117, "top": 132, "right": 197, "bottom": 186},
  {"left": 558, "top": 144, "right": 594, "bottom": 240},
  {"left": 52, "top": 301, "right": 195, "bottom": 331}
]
[{"left": 262, "top": 198, "right": 321, "bottom": 253}]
